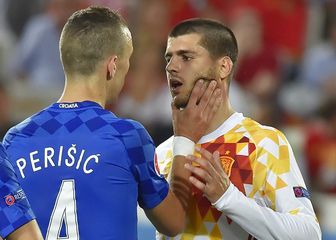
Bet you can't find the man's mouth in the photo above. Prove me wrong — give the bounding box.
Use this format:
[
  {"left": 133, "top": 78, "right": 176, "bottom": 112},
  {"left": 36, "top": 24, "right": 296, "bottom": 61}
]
[{"left": 170, "top": 79, "right": 183, "bottom": 94}]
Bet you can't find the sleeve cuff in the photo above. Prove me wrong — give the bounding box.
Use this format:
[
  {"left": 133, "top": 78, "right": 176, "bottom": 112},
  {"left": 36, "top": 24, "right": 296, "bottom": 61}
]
[{"left": 211, "top": 183, "right": 235, "bottom": 211}]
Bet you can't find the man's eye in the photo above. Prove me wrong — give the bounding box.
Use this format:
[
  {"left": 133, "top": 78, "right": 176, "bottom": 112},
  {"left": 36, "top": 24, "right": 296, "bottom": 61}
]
[{"left": 182, "top": 55, "right": 191, "bottom": 61}]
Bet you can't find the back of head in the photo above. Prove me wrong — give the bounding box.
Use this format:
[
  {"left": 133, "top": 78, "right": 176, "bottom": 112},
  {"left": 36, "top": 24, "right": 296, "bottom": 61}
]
[
  {"left": 60, "top": 6, "right": 128, "bottom": 76},
  {"left": 169, "top": 18, "right": 238, "bottom": 64}
]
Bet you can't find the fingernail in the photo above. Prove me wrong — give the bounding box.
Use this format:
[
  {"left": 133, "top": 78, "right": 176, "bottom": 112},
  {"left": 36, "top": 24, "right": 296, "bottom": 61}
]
[
  {"left": 198, "top": 80, "right": 204, "bottom": 85},
  {"left": 211, "top": 81, "right": 217, "bottom": 87}
]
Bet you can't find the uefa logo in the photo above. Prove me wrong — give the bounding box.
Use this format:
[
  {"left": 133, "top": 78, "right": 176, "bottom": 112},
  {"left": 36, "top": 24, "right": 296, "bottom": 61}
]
[{"left": 5, "top": 195, "right": 15, "bottom": 206}]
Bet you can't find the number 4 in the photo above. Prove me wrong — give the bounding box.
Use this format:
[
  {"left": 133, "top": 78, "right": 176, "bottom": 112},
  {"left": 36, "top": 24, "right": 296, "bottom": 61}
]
[{"left": 46, "top": 179, "right": 79, "bottom": 239}]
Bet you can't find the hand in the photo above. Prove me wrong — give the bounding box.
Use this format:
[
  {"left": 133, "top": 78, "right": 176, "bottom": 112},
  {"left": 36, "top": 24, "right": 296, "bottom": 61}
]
[
  {"left": 172, "top": 80, "right": 221, "bottom": 143},
  {"left": 184, "top": 146, "right": 230, "bottom": 203}
]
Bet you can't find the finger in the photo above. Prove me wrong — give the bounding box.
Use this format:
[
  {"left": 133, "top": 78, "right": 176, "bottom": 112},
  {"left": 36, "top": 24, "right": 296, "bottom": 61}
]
[
  {"left": 213, "top": 152, "right": 230, "bottom": 187},
  {"left": 195, "top": 146, "right": 213, "bottom": 162},
  {"left": 187, "top": 80, "right": 204, "bottom": 107},
  {"left": 184, "top": 162, "right": 212, "bottom": 182},
  {"left": 193, "top": 148, "right": 225, "bottom": 177},
  {"left": 171, "top": 99, "right": 179, "bottom": 112},
  {"left": 197, "top": 80, "right": 217, "bottom": 110},
  {"left": 212, "top": 151, "right": 225, "bottom": 173},
  {"left": 189, "top": 175, "right": 206, "bottom": 192},
  {"left": 188, "top": 155, "right": 221, "bottom": 183},
  {"left": 203, "top": 88, "right": 222, "bottom": 121},
  {"left": 211, "top": 151, "right": 230, "bottom": 187}
]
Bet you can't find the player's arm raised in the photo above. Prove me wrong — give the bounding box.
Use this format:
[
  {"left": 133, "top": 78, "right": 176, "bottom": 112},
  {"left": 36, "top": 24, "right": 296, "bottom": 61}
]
[{"left": 145, "top": 80, "right": 221, "bottom": 236}]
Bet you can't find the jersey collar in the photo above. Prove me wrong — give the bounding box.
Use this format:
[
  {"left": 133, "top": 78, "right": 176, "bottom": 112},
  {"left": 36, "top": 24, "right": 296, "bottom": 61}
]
[
  {"left": 51, "top": 101, "right": 103, "bottom": 110},
  {"left": 198, "top": 112, "right": 244, "bottom": 144}
]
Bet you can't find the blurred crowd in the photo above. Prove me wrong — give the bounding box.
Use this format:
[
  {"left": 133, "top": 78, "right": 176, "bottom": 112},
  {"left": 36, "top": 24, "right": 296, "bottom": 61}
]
[{"left": 0, "top": 0, "right": 335, "bottom": 239}]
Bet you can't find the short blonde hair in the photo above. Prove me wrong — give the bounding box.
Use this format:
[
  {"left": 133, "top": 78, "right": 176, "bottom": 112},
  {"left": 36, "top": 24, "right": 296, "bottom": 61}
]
[{"left": 60, "top": 6, "right": 128, "bottom": 76}]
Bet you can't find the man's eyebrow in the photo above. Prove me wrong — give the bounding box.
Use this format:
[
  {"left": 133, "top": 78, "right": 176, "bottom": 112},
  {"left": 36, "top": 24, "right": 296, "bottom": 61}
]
[{"left": 165, "top": 50, "right": 197, "bottom": 58}]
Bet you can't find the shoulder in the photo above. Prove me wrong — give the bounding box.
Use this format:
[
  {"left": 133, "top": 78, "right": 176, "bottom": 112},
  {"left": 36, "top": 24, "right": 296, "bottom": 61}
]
[
  {"left": 108, "top": 116, "right": 150, "bottom": 136},
  {"left": 241, "top": 117, "right": 287, "bottom": 145},
  {"left": 107, "top": 117, "right": 155, "bottom": 148},
  {"left": 3, "top": 110, "right": 46, "bottom": 146},
  {"left": 240, "top": 118, "right": 293, "bottom": 174},
  {"left": 0, "top": 143, "right": 8, "bottom": 164}
]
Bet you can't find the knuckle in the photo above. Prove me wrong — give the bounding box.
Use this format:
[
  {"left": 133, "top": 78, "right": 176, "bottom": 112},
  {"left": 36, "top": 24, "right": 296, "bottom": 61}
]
[
  {"left": 199, "top": 173, "right": 206, "bottom": 179},
  {"left": 204, "top": 161, "right": 210, "bottom": 168},
  {"left": 203, "top": 95, "right": 210, "bottom": 102}
]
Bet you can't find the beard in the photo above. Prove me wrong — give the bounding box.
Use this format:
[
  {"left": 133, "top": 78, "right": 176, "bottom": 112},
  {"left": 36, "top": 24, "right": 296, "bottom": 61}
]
[{"left": 173, "top": 67, "right": 218, "bottom": 109}]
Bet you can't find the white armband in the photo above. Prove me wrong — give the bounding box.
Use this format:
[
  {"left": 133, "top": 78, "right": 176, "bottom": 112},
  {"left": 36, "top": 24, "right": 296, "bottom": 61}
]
[{"left": 172, "top": 136, "right": 195, "bottom": 157}]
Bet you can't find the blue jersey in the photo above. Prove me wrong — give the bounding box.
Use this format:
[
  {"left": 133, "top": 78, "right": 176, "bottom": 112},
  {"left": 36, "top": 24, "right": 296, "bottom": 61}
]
[
  {"left": 3, "top": 101, "right": 169, "bottom": 240},
  {"left": 0, "top": 143, "right": 35, "bottom": 238}
]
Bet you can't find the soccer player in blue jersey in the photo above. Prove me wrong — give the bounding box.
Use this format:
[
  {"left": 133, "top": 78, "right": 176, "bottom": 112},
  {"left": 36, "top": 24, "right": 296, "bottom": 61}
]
[
  {"left": 0, "top": 143, "right": 42, "bottom": 240},
  {"left": 3, "top": 6, "right": 221, "bottom": 240}
]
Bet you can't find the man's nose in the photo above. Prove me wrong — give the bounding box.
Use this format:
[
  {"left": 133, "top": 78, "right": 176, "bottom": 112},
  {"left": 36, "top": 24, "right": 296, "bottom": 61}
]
[{"left": 166, "top": 57, "right": 179, "bottom": 73}]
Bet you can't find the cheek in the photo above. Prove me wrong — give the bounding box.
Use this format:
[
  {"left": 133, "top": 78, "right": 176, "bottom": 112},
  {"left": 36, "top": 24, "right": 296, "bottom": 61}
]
[{"left": 181, "top": 64, "right": 198, "bottom": 82}]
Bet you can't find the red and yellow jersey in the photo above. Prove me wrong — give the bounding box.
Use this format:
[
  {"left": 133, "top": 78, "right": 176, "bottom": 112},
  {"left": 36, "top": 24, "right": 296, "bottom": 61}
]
[{"left": 156, "top": 113, "right": 320, "bottom": 240}]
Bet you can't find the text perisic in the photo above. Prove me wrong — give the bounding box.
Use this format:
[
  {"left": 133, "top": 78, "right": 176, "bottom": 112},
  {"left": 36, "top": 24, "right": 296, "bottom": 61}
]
[{"left": 16, "top": 144, "right": 100, "bottom": 178}]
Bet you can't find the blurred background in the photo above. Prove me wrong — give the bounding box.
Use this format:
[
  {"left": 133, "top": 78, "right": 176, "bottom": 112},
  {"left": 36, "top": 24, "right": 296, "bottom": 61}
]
[{"left": 0, "top": 0, "right": 335, "bottom": 239}]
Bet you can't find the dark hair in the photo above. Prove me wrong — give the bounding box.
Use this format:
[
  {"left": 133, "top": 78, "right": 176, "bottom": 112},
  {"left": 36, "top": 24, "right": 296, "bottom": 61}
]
[
  {"left": 169, "top": 18, "right": 238, "bottom": 63},
  {"left": 60, "top": 6, "right": 128, "bottom": 76}
]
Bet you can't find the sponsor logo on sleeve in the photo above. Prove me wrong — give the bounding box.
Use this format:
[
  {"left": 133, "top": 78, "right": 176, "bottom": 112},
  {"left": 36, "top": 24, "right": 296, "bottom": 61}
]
[
  {"left": 5, "top": 195, "right": 15, "bottom": 206},
  {"left": 4, "top": 189, "right": 26, "bottom": 206}
]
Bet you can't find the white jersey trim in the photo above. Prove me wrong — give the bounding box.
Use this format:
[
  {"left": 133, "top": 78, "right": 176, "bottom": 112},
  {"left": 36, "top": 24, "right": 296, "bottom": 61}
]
[{"left": 198, "top": 112, "right": 244, "bottom": 144}]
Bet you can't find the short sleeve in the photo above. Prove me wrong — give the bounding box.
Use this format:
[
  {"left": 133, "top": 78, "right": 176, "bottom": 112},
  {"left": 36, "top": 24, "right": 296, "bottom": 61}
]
[
  {"left": 0, "top": 144, "right": 35, "bottom": 238},
  {"left": 121, "top": 120, "right": 169, "bottom": 209}
]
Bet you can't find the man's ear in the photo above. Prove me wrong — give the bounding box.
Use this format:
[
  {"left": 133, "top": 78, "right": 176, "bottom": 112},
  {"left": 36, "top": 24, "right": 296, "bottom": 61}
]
[
  {"left": 218, "top": 56, "right": 233, "bottom": 79},
  {"left": 106, "top": 55, "right": 118, "bottom": 81}
]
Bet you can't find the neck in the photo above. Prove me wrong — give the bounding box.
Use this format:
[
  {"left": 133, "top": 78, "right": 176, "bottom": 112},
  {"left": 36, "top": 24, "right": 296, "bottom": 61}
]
[
  {"left": 58, "top": 75, "right": 106, "bottom": 108},
  {"left": 205, "top": 80, "right": 235, "bottom": 135},
  {"left": 205, "top": 100, "right": 235, "bottom": 135}
]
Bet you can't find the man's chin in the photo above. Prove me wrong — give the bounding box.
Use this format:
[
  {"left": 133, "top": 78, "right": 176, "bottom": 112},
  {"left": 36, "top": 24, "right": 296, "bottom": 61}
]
[{"left": 173, "top": 96, "right": 188, "bottom": 109}]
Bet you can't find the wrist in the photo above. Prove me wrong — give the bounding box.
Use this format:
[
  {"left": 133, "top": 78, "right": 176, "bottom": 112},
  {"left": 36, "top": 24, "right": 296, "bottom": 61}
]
[
  {"left": 173, "top": 136, "right": 195, "bottom": 157},
  {"left": 211, "top": 182, "right": 234, "bottom": 210}
]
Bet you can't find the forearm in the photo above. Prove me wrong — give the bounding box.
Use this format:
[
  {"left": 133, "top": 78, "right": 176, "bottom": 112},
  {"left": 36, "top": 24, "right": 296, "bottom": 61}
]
[
  {"left": 214, "top": 184, "right": 321, "bottom": 240},
  {"left": 169, "top": 155, "right": 192, "bottom": 211},
  {"left": 168, "top": 136, "right": 195, "bottom": 212},
  {"left": 147, "top": 155, "right": 192, "bottom": 236}
]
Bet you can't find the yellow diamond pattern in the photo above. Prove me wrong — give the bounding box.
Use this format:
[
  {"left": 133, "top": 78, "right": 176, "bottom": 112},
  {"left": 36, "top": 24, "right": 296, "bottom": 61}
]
[{"left": 156, "top": 116, "right": 300, "bottom": 239}]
